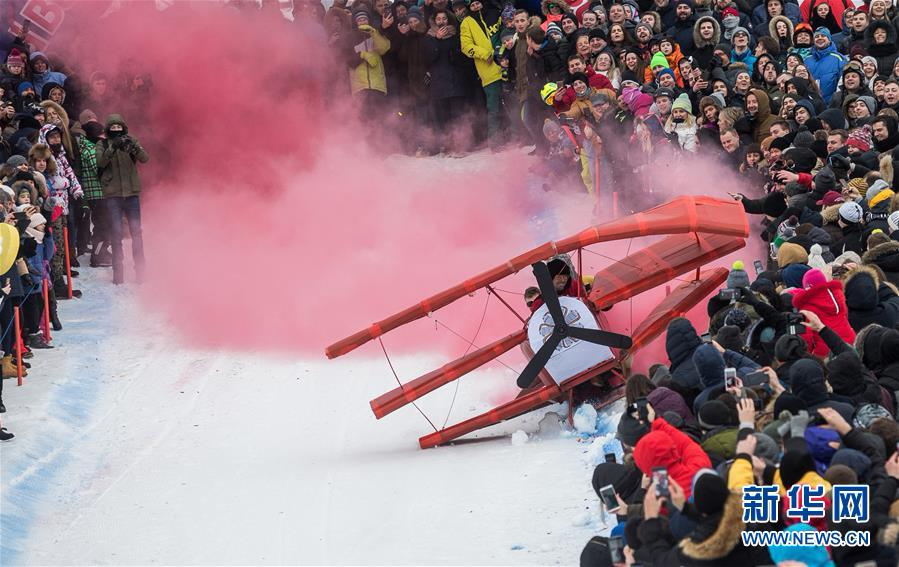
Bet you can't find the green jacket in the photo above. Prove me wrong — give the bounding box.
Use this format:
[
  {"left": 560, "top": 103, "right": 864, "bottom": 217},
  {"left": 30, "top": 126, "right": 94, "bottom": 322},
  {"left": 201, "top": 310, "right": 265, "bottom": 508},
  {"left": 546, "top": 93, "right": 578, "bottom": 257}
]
[{"left": 95, "top": 114, "right": 149, "bottom": 199}]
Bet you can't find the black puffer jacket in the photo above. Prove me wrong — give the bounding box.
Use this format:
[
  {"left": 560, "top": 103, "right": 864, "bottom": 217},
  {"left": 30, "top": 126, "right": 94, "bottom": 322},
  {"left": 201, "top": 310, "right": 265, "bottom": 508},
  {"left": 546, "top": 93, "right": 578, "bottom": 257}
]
[
  {"left": 665, "top": 317, "right": 703, "bottom": 391},
  {"left": 845, "top": 267, "right": 899, "bottom": 331}
]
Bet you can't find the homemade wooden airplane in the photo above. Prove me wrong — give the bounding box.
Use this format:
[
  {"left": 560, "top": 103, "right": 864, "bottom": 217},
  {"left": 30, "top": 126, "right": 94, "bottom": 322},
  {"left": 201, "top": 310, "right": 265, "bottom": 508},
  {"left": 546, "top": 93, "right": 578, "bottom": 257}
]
[{"left": 326, "top": 196, "right": 749, "bottom": 448}]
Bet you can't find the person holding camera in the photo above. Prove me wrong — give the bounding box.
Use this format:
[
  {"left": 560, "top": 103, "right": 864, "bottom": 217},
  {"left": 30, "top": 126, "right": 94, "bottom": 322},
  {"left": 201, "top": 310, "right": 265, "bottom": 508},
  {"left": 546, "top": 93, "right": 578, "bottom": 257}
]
[{"left": 95, "top": 114, "right": 148, "bottom": 285}]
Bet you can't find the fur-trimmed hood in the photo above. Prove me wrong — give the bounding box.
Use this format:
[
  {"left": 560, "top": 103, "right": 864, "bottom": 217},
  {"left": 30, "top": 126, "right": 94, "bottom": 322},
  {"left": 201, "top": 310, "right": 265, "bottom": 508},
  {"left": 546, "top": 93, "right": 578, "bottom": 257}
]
[
  {"left": 820, "top": 203, "right": 841, "bottom": 224},
  {"left": 541, "top": 0, "right": 571, "bottom": 16},
  {"left": 679, "top": 492, "right": 745, "bottom": 560},
  {"left": 863, "top": 240, "right": 899, "bottom": 266},
  {"left": 693, "top": 16, "right": 720, "bottom": 49},
  {"left": 768, "top": 15, "right": 794, "bottom": 42}
]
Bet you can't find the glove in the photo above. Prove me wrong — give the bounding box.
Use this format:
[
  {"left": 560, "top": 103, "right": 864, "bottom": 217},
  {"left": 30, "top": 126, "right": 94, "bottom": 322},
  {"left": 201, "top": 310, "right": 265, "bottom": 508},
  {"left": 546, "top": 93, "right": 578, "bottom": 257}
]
[
  {"left": 357, "top": 24, "right": 374, "bottom": 33},
  {"left": 789, "top": 410, "right": 812, "bottom": 438},
  {"left": 112, "top": 137, "right": 126, "bottom": 150},
  {"left": 20, "top": 273, "right": 33, "bottom": 289},
  {"left": 359, "top": 51, "right": 378, "bottom": 66}
]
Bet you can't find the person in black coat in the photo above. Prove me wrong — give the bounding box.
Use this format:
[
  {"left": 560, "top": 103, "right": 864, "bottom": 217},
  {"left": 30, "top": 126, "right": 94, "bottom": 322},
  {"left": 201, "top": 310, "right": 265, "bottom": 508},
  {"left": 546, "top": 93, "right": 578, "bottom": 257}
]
[
  {"left": 423, "top": 10, "right": 471, "bottom": 152},
  {"left": 865, "top": 20, "right": 899, "bottom": 77},
  {"left": 665, "top": 317, "right": 704, "bottom": 392},
  {"left": 665, "top": 0, "right": 697, "bottom": 56},
  {"left": 844, "top": 266, "right": 899, "bottom": 332},
  {"left": 790, "top": 358, "right": 856, "bottom": 422}
]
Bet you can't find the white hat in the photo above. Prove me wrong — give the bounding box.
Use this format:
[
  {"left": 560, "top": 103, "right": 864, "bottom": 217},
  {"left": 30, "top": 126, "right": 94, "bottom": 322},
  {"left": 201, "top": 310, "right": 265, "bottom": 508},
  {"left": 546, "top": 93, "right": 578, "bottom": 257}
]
[
  {"left": 838, "top": 201, "right": 864, "bottom": 224},
  {"left": 888, "top": 211, "right": 899, "bottom": 233}
]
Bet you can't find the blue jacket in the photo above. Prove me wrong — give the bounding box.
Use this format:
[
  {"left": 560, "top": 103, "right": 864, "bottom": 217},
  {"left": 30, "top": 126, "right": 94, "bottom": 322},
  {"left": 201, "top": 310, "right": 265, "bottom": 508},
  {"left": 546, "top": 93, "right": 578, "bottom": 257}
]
[
  {"left": 729, "top": 48, "right": 756, "bottom": 69},
  {"left": 803, "top": 40, "right": 846, "bottom": 103},
  {"left": 24, "top": 236, "right": 54, "bottom": 295},
  {"left": 29, "top": 51, "right": 67, "bottom": 95}
]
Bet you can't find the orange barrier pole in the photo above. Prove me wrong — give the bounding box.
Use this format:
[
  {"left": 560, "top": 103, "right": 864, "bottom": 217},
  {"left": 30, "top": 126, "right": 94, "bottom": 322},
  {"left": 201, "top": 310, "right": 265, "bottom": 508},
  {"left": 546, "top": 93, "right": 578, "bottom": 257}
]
[
  {"left": 63, "top": 226, "right": 72, "bottom": 299},
  {"left": 41, "top": 279, "right": 51, "bottom": 342},
  {"left": 13, "top": 306, "right": 22, "bottom": 386}
]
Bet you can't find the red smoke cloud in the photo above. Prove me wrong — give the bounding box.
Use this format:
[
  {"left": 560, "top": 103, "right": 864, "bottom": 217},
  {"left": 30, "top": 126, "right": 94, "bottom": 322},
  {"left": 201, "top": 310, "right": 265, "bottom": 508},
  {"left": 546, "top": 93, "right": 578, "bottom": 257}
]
[{"left": 51, "top": 4, "right": 763, "bottom": 360}]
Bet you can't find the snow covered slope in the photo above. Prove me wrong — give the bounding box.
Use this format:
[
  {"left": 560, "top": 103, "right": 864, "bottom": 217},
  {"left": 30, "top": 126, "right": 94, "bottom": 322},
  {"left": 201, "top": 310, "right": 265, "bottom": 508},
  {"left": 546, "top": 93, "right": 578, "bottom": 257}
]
[{"left": 1, "top": 266, "right": 622, "bottom": 565}]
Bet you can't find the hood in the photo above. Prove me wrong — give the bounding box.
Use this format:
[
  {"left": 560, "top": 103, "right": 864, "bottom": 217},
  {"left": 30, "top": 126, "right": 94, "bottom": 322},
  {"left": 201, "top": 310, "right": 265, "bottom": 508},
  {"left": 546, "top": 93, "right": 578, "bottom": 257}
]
[
  {"left": 862, "top": 241, "right": 899, "bottom": 272},
  {"left": 665, "top": 317, "right": 702, "bottom": 368},
  {"left": 789, "top": 358, "right": 828, "bottom": 407},
  {"left": 844, "top": 266, "right": 880, "bottom": 311},
  {"left": 29, "top": 51, "right": 52, "bottom": 73},
  {"left": 792, "top": 278, "right": 845, "bottom": 317},
  {"left": 37, "top": 123, "right": 62, "bottom": 149},
  {"left": 693, "top": 343, "right": 725, "bottom": 389},
  {"left": 647, "top": 387, "right": 694, "bottom": 423},
  {"left": 804, "top": 426, "right": 840, "bottom": 471},
  {"left": 811, "top": 36, "right": 837, "bottom": 57},
  {"left": 804, "top": 226, "right": 833, "bottom": 247},
  {"left": 820, "top": 203, "right": 841, "bottom": 224},
  {"left": 768, "top": 15, "right": 794, "bottom": 42},
  {"left": 855, "top": 324, "right": 887, "bottom": 371},
  {"left": 818, "top": 107, "right": 846, "bottom": 130},
  {"left": 591, "top": 462, "right": 643, "bottom": 501},
  {"left": 749, "top": 88, "right": 772, "bottom": 120},
  {"left": 104, "top": 114, "right": 129, "bottom": 136},
  {"left": 678, "top": 492, "right": 744, "bottom": 560},
  {"left": 865, "top": 19, "right": 898, "bottom": 51},
  {"left": 693, "top": 16, "right": 721, "bottom": 49},
  {"left": 541, "top": 0, "right": 571, "bottom": 15},
  {"left": 633, "top": 429, "right": 679, "bottom": 472}
]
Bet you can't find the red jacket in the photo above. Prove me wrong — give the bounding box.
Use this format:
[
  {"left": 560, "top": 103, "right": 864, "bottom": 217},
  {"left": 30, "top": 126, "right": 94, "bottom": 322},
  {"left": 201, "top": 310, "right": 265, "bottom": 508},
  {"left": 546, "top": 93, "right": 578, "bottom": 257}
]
[
  {"left": 791, "top": 270, "right": 856, "bottom": 357},
  {"left": 633, "top": 418, "right": 711, "bottom": 499}
]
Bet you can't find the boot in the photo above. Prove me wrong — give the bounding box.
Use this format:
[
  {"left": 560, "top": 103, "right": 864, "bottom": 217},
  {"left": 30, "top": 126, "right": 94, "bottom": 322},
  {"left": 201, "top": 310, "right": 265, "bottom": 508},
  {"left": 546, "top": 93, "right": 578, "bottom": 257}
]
[
  {"left": 0, "top": 427, "right": 13, "bottom": 441},
  {"left": 71, "top": 257, "right": 80, "bottom": 268},
  {"left": 1, "top": 355, "right": 25, "bottom": 378},
  {"left": 70, "top": 270, "right": 79, "bottom": 278},
  {"left": 90, "top": 250, "right": 112, "bottom": 267},
  {"left": 51, "top": 312, "right": 62, "bottom": 331},
  {"left": 113, "top": 267, "right": 124, "bottom": 285},
  {"left": 28, "top": 334, "right": 53, "bottom": 349},
  {"left": 0, "top": 402, "right": 5, "bottom": 414},
  {"left": 20, "top": 345, "right": 33, "bottom": 359}
]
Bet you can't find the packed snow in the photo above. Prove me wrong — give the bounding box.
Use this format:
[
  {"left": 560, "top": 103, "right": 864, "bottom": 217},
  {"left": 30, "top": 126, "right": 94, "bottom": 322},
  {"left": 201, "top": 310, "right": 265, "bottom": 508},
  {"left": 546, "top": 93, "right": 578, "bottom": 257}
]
[{"left": 0, "top": 265, "right": 625, "bottom": 565}]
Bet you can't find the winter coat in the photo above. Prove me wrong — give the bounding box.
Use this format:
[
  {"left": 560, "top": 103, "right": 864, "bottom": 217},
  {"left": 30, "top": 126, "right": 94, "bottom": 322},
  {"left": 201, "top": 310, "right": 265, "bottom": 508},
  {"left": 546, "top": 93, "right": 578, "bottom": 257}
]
[
  {"left": 831, "top": 221, "right": 865, "bottom": 257},
  {"left": 692, "top": 344, "right": 760, "bottom": 414},
  {"left": 865, "top": 20, "right": 899, "bottom": 77},
  {"left": 844, "top": 267, "right": 899, "bottom": 331},
  {"left": 665, "top": 317, "right": 703, "bottom": 390},
  {"left": 791, "top": 277, "right": 856, "bottom": 358},
  {"left": 633, "top": 417, "right": 711, "bottom": 499},
  {"left": 749, "top": 89, "right": 778, "bottom": 144},
  {"left": 345, "top": 27, "right": 391, "bottom": 95},
  {"left": 637, "top": 493, "right": 761, "bottom": 567},
  {"left": 397, "top": 24, "right": 429, "bottom": 100},
  {"left": 691, "top": 16, "right": 721, "bottom": 70},
  {"left": 28, "top": 51, "right": 67, "bottom": 96},
  {"left": 23, "top": 236, "right": 55, "bottom": 294},
  {"left": 460, "top": 7, "right": 504, "bottom": 87},
  {"left": 666, "top": 16, "right": 696, "bottom": 56},
  {"left": 423, "top": 26, "right": 470, "bottom": 100},
  {"left": 768, "top": 16, "right": 794, "bottom": 51},
  {"left": 95, "top": 115, "right": 149, "bottom": 199},
  {"left": 664, "top": 117, "right": 699, "bottom": 152},
  {"left": 790, "top": 358, "right": 857, "bottom": 422},
  {"left": 701, "top": 427, "right": 738, "bottom": 462},
  {"left": 803, "top": 39, "right": 847, "bottom": 104},
  {"left": 864, "top": 241, "right": 899, "bottom": 288}
]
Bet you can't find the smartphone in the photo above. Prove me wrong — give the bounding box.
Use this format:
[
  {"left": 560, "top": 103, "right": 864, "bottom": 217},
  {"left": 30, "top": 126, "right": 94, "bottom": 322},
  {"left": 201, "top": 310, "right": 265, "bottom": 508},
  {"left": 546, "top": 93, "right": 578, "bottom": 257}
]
[
  {"left": 742, "top": 369, "right": 769, "bottom": 387},
  {"left": 724, "top": 367, "right": 737, "bottom": 388},
  {"left": 753, "top": 260, "right": 764, "bottom": 275},
  {"left": 13, "top": 212, "right": 25, "bottom": 223},
  {"left": 608, "top": 535, "right": 625, "bottom": 564},
  {"left": 604, "top": 452, "right": 616, "bottom": 463},
  {"left": 652, "top": 467, "right": 669, "bottom": 498},
  {"left": 599, "top": 484, "right": 619, "bottom": 510}
]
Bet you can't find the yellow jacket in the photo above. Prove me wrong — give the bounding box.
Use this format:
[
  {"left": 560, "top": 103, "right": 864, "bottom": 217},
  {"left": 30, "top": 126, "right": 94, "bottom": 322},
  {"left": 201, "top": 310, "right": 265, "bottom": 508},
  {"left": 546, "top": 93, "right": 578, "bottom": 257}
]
[
  {"left": 349, "top": 26, "right": 391, "bottom": 95},
  {"left": 460, "top": 13, "right": 502, "bottom": 87}
]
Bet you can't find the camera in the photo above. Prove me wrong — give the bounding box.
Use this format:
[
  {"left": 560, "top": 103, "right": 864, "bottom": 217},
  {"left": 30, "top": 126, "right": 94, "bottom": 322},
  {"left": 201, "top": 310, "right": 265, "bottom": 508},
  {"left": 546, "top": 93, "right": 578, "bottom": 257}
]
[
  {"left": 786, "top": 311, "right": 806, "bottom": 335},
  {"left": 717, "top": 288, "right": 741, "bottom": 302}
]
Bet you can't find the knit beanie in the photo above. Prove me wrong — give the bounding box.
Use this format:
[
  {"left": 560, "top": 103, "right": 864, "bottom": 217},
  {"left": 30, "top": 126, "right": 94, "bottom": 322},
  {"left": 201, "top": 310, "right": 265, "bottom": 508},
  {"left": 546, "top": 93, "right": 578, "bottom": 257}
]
[
  {"left": 753, "top": 432, "right": 780, "bottom": 465},
  {"left": 775, "top": 334, "right": 807, "bottom": 363},
  {"left": 824, "top": 463, "right": 858, "bottom": 485},
  {"left": 806, "top": 244, "right": 829, "bottom": 277},
  {"left": 726, "top": 260, "right": 750, "bottom": 289},
  {"left": 846, "top": 126, "right": 873, "bottom": 153},
  {"left": 691, "top": 471, "right": 729, "bottom": 515},
  {"left": 838, "top": 201, "right": 864, "bottom": 224},
  {"left": 649, "top": 51, "right": 669, "bottom": 69},
  {"left": 6, "top": 49, "right": 24, "bottom": 68},
  {"left": 617, "top": 412, "right": 649, "bottom": 447},
  {"left": 777, "top": 242, "right": 809, "bottom": 268},
  {"left": 672, "top": 92, "right": 692, "bottom": 114},
  {"left": 865, "top": 179, "right": 890, "bottom": 203},
  {"left": 888, "top": 211, "right": 899, "bottom": 233},
  {"left": 782, "top": 263, "right": 811, "bottom": 288},
  {"left": 698, "top": 400, "right": 734, "bottom": 429}
]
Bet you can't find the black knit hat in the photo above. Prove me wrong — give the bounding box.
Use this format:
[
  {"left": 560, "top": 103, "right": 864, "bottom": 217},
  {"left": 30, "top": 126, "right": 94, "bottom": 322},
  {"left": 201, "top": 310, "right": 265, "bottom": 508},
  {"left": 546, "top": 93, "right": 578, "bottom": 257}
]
[
  {"left": 698, "top": 400, "right": 735, "bottom": 429},
  {"left": 616, "top": 412, "right": 649, "bottom": 447},
  {"left": 826, "top": 352, "right": 865, "bottom": 397},
  {"left": 692, "top": 471, "right": 729, "bottom": 515},
  {"left": 775, "top": 334, "right": 807, "bottom": 362},
  {"left": 770, "top": 135, "right": 792, "bottom": 151},
  {"left": 772, "top": 392, "right": 807, "bottom": 417}
]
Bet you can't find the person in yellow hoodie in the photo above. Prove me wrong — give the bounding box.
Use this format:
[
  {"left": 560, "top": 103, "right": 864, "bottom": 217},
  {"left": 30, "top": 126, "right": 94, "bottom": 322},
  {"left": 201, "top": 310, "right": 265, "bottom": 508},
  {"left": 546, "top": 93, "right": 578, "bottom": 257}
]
[
  {"left": 346, "top": 8, "right": 391, "bottom": 117},
  {"left": 460, "top": 0, "right": 505, "bottom": 150}
]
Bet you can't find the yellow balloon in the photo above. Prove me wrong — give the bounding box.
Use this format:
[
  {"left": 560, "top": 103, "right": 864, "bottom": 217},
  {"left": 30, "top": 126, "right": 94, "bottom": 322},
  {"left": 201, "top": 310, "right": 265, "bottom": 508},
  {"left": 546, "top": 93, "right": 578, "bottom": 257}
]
[{"left": 0, "top": 223, "right": 20, "bottom": 275}]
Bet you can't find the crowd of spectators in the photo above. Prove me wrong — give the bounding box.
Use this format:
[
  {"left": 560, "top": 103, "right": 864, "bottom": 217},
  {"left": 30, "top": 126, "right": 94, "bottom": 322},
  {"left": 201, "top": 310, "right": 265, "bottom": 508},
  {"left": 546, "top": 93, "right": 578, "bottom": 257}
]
[{"left": 0, "top": 29, "right": 149, "bottom": 439}]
